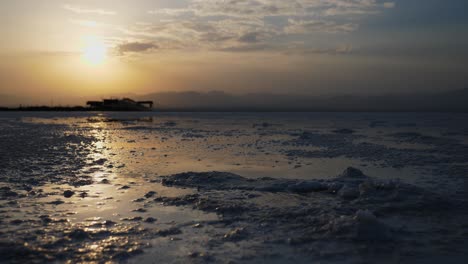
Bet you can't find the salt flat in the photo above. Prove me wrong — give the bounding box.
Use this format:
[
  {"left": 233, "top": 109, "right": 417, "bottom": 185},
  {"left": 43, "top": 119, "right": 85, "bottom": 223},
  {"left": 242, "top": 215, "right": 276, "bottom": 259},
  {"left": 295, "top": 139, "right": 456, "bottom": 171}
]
[{"left": 0, "top": 112, "right": 467, "bottom": 263}]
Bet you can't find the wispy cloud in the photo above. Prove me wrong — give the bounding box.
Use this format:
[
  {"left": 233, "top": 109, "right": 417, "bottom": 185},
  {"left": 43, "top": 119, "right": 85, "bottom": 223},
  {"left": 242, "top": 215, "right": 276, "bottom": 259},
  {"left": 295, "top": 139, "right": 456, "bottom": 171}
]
[
  {"left": 186, "top": 0, "right": 387, "bottom": 18},
  {"left": 148, "top": 8, "right": 193, "bottom": 17},
  {"left": 117, "top": 42, "right": 158, "bottom": 54},
  {"left": 114, "top": 0, "right": 394, "bottom": 54},
  {"left": 285, "top": 19, "right": 359, "bottom": 34},
  {"left": 64, "top": 4, "right": 116, "bottom": 16}
]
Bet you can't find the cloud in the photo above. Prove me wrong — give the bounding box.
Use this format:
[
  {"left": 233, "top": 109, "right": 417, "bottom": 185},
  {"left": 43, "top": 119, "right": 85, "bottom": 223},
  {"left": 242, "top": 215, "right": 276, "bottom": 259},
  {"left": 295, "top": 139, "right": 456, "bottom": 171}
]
[
  {"left": 219, "top": 43, "right": 272, "bottom": 52},
  {"left": 285, "top": 19, "right": 358, "bottom": 34},
  {"left": 114, "top": 0, "right": 393, "bottom": 54},
  {"left": 148, "top": 8, "right": 193, "bottom": 17},
  {"left": 238, "top": 31, "right": 270, "bottom": 43},
  {"left": 189, "top": 0, "right": 295, "bottom": 18},
  {"left": 64, "top": 5, "right": 116, "bottom": 15},
  {"left": 187, "top": 0, "right": 385, "bottom": 18},
  {"left": 118, "top": 19, "right": 274, "bottom": 50},
  {"left": 117, "top": 42, "right": 159, "bottom": 54},
  {"left": 320, "top": 0, "right": 382, "bottom": 16}
]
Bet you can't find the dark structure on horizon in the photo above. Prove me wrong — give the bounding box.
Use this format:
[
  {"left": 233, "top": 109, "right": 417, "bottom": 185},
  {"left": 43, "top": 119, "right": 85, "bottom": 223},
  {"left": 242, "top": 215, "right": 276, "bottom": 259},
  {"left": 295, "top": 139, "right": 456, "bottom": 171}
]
[
  {"left": 1, "top": 88, "right": 467, "bottom": 112},
  {"left": 86, "top": 98, "right": 154, "bottom": 111}
]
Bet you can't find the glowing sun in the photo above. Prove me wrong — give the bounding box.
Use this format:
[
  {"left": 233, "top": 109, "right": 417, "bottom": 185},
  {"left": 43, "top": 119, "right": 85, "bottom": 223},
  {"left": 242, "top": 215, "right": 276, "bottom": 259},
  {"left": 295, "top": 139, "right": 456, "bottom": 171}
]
[{"left": 82, "top": 37, "right": 107, "bottom": 65}]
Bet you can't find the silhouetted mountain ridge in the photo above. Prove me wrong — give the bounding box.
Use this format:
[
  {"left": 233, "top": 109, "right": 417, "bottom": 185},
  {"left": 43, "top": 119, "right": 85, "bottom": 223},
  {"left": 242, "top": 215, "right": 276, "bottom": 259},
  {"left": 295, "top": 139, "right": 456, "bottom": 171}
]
[
  {"left": 1, "top": 88, "right": 467, "bottom": 111},
  {"left": 136, "top": 88, "right": 468, "bottom": 111}
]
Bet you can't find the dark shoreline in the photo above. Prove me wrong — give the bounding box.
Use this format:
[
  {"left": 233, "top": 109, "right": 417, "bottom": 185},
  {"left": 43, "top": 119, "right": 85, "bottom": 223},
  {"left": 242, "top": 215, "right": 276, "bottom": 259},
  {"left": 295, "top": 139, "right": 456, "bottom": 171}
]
[
  {"left": 0, "top": 106, "right": 88, "bottom": 111},
  {"left": 1, "top": 106, "right": 468, "bottom": 113},
  {"left": 0, "top": 106, "right": 153, "bottom": 112}
]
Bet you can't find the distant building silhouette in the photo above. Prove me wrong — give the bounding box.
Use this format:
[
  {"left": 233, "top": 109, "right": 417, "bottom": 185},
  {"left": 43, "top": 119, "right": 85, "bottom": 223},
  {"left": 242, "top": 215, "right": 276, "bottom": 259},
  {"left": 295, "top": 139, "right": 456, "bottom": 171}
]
[{"left": 87, "top": 98, "right": 153, "bottom": 111}]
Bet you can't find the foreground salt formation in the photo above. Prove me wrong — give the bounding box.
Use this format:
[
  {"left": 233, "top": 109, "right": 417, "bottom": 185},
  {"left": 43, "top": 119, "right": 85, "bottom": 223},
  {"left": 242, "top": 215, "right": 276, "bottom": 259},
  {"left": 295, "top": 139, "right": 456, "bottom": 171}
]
[
  {"left": 1, "top": 113, "right": 467, "bottom": 263},
  {"left": 150, "top": 168, "right": 464, "bottom": 263},
  {"left": 2, "top": 167, "right": 465, "bottom": 263}
]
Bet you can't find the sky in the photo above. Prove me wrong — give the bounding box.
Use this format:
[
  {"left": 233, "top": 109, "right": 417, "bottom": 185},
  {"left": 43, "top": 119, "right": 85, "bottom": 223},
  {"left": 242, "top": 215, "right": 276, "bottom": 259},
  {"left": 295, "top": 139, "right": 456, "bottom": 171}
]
[{"left": 0, "top": 0, "right": 467, "bottom": 102}]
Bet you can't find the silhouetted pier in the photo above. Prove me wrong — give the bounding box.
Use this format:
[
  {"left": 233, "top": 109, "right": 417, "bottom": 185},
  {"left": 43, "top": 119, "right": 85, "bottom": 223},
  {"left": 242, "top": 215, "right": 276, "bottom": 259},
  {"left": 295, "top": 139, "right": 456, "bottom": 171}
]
[{"left": 86, "top": 98, "right": 154, "bottom": 111}]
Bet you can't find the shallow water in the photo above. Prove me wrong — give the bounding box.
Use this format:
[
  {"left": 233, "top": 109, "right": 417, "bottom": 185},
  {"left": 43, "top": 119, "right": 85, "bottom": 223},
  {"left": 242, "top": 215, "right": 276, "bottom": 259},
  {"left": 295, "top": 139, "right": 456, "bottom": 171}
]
[{"left": 0, "top": 112, "right": 467, "bottom": 263}]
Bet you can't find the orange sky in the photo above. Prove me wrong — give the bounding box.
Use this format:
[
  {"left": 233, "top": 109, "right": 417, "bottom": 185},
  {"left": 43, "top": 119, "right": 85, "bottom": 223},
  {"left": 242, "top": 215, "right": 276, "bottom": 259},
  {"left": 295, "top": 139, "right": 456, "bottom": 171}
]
[{"left": 1, "top": 0, "right": 467, "bottom": 104}]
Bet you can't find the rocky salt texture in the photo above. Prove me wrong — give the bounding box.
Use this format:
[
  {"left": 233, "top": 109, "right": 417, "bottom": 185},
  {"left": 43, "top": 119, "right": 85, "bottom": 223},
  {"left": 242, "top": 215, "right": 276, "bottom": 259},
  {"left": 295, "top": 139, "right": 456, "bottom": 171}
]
[
  {"left": 0, "top": 120, "right": 96, "bottom": 187},
  {"left": 282, "top": 127, "right": 468, "bottom": 201},
  {"left": 153, "top": 168, "right": 467, "bottom": 263},
  {"left": 0, "top": 113, "right": 467, "bottom": 263},
  {"left": 285, "top": 130, "right": 468, "bottom": 168},
  {"left": 0, "top": 120, "right": 150, "bottom": 262}
]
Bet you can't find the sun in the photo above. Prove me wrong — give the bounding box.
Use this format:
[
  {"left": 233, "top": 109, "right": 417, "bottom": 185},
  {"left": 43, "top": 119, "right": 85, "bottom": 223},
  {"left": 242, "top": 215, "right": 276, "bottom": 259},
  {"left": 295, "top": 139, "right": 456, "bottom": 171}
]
[{"left": 82, "top": 37, "right": 107, "bottom": 65}]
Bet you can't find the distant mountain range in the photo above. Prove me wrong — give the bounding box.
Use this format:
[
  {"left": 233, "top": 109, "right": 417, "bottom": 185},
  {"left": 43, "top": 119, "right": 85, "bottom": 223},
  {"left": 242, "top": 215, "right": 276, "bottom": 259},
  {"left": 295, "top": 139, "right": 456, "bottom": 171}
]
[
  {"left": 1, "top": 88, "right": 468, "bottom": 112},
  {"left": 134, "top": 88, "right": 468, "bottom": 112}
]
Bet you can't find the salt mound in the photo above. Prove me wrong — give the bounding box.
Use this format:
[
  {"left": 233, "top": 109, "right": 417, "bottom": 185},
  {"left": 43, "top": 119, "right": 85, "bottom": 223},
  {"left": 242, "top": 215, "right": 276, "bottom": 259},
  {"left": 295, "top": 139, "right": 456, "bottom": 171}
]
[
  {"left": 339, "top": 167, "right": 366, "bottom": 178},
  {"left": 161, "top": 168, "right": 449, "bottom": 214},
  {"left": 322, "top": 210, "right": 392, "bottom": 242}
]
